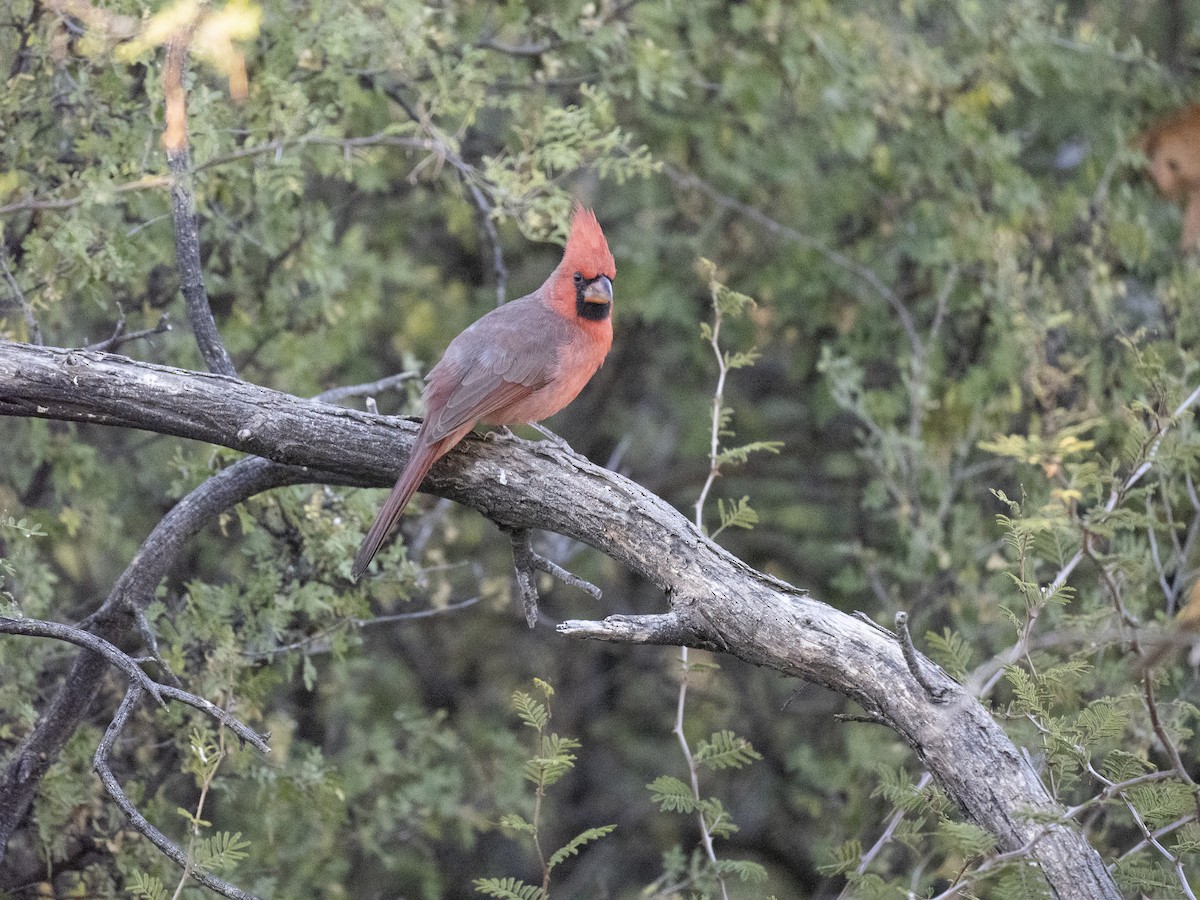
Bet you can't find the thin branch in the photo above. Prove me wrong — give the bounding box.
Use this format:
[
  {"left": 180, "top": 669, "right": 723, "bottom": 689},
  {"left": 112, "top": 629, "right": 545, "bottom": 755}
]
[
  {"left": 0, "top": 616, "right": 166, "bottom": 705},
  {"left": 94, "top": 685, "right": 263, "bottom": 900},
  {"left": 385, "top": 90, "right": 509, "bottom": 305},
  {"left": 475, "top": 35, "right": 561, "bottom": 56},
  {"left": 1084, "top": 534, "right": 1197, "bottom": 793},
  {"left": 191, "top": 132, "right": 443, "bottom": 175},
  {"left": 1115, "top": 813, "right": 1197, "bottom": 863},
  {"left": 242, "top": 596, "right": 484, "bottom": 661},
  {"left": 85, "top": 312, "right": 172, "bottom": 353},
  {"left": 0, "top": 134, "right": 434, "bottom": 220},
  {"left": 315, "top": 371, "right": 419, "bottom": 405},
  {"left": 927, "top": 826, "right": 1057, "bottom": 900},
  {"left": 662, "top": 162, "right": 919, "bottom": 354},
  {"left": 0, "top": 175, "right": 170, "bottom": 218},
  {"left": 1115, "top": 790, "right": 1198, "bottom": 900},
  {"left": 0, "top": 456, "right": 315, "bottom": 857},
  {"left": 155, "top": 684, "right": 269, "bottom": 753},
  {"left": 971, "top": 379, "right": 1200, "bottom": 697},
  {"left": 0, "top": 243, "right": 40, "bottom": 345},
  {"left": 838, "top": 771, "right": 934, "bottom": 898},
  {"left": 164, "top": 33, "right": 237, "bottom": 377}
]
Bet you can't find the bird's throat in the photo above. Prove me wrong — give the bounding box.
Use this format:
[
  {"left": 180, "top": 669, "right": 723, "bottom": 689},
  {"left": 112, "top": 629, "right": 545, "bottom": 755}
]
[{"left": 576, "top": 298, "right": 612, "bottom": 321}]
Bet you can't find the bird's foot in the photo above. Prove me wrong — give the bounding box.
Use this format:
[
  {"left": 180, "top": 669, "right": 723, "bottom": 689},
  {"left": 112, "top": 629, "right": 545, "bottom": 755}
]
[
  {"left": 485, "top": 425, "right": 521, "bottom": 443},
  {"left": 528, "top": 422, "right": 584, "bottom": 458},
  {"left": 486, "top": 424, "right": 583, "bottom": 459}
]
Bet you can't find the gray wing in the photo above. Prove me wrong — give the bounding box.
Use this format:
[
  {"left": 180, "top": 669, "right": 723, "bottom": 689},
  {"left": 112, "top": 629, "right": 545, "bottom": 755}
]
[{"left": 422, "top": 295, "right": 571, "bottom": 442}]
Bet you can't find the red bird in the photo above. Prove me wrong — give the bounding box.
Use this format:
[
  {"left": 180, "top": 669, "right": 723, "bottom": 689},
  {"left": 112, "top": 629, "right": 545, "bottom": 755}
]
[{"left": 352, "top": 205, "right": 616, "bottom": 580}]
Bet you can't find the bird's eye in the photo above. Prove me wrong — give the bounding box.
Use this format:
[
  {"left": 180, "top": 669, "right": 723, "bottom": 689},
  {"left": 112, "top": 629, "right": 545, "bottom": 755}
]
[{"left": 573, "top": 272, "right": 583, "bottom": 284}]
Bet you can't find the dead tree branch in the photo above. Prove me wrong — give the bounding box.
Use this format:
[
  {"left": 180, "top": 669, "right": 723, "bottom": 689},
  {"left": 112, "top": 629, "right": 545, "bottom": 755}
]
[{"left": 0, "top": 340, "right": 1121, "bottom": 899}]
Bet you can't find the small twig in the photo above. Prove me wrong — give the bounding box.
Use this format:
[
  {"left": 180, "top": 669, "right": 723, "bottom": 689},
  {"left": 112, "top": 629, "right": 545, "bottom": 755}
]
[
  {"left": 242, "top": 596, "right": 483, "bottom": 660},
  {"left": 895, "top": 612, "right": 951, "bottom": 702},
  {"left": 155, "top": 684, "right": 269, "bottom": 752},
  {"left": 833, "top": 712, "right": 889, "bottom": 726},
  {"left": 0, "top": 242, "right": 41, "bottom": 345},
  {"left": 1115, "top": 813, "right": 1197, "bottom": 863},
  {"left": 387, "top": 90, "right": 508, "bottom": 305},
  {"left": 94, "top": 685, "right": 263, "bottom": 900},
  {"left": 852, "top": 609, "right": 898, "bottom": 638},
  {"left": 836, "top": 771, "right": 933, "bottom": 898},
  {"left": 85, "top": 313, "right": 172, "bottom": 352},
  {"left": 1115, "top": 790, "right": 1198, "bottom": 900},
  {"left": 926, "top": 826, "right": 1056, "bottom": 900},
  {"left": 172, "top": 720, "right": 227, "bottom": 900},
  {"left": 507, "top": 527, "right": 602, "bottom": 628},
  {"left": 130, "top": 605, "right": 181, "bottom": 687},
  {"left": 0, "top": 175, "right": 171, "bottom": 218},
  {"left": 0, "top": 614, "right": 269, "bottom": 751},
  {"left": 315, "top": 371, "right": 419, "bottom": 405},
  {"left": 1084, "top": 536, "right": 1198, "bottom": 798},
  {"left": 675, "top": 644, "right": 729, "bottom": 900},
  {"left": 0, "top": 134, "right": 437, "bottom": 221},
  {"left": 475, "top": 34, "right": 561, "bottom": 56}
]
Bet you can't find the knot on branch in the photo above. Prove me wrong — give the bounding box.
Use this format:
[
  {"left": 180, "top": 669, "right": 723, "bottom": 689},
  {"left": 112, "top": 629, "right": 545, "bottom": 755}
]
[{"left": 895, "top": 611, "right": 954, "bottom": 704}]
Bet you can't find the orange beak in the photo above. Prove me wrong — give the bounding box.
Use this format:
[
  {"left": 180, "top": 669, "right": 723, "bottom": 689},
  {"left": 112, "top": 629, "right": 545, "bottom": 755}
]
[{"left": 583, "top": 275, "right": 613, "bottom": 304}]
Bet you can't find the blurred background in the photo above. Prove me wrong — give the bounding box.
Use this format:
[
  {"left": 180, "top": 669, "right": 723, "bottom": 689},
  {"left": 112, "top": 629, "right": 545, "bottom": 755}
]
[{"left": 3, "top": 1, "right": 1200, "bottom": 897}]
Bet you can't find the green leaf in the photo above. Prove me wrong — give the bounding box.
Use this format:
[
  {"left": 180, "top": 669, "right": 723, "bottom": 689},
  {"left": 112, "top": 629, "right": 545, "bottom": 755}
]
[
  {"left": 193, "top": 831, "right": 251, "bottom": 872},
  {"left": 713, "top": 440, "right": 785, "bottom": 468},
  {"left": 1101, "top": 750, "right": 1153, "bottom": 784},
  {"left": 700, "top": 796, "right": 738, "bottom": 838},
  {"left": 125, "top": 871, "right": 168, "bottom": 900},
  {"left": 472, "top": 876, "right": 545, "bottom": 899},
  {"left": 695, "top": 730, "right": 762, "bottom": 771},
  {"left": 713, "top": 857, "right": 769, "bottom": 883},
  {"left": 715, "top": 497, "right": 760, "bottom": 536},
  {"left": 498, "top": 813, "right": 535, "bottom": 835},
  {"left": 523, "top": 732, "right": 580, "bottom": 787},
  {"left": 818, "top": 839, "right": 863, "bottom": 876},
  {"left": 647, "top": 775, "right": 698, "bottom": 813},
  {"left": 1074, "top": 699, "right": 1127, "bottom": 744},
  {"left": 546, "top": 824, "right": 617, "bottom": 869},
  {"left": 923, "top": 628, "right": 971, "bottom": 681},
  {"left": 1005, "top": 665, "right": 1044, "bottom": 716},
  {"left": 935, "top": 818, "right": 996, "bottom": 857},
  {"left": 1126, "top": 780, "right": 1199, "bottom": 830},
  {"left": 512, "top": 691, "right": 548, "bottom": 731}
]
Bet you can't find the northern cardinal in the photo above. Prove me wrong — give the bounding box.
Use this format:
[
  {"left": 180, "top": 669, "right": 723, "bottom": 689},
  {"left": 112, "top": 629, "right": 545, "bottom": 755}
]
[
  {"left": 351, "top": 205, "right": 616, "bottom": 580},
  {"left": 1138, "top": 104, "right": 1200, "bottom": 250}
]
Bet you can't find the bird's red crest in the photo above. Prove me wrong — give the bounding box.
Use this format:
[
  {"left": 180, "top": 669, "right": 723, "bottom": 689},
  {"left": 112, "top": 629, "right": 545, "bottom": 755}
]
[{"left": 562, "top": 204, "right": 615, "bottom": 280}]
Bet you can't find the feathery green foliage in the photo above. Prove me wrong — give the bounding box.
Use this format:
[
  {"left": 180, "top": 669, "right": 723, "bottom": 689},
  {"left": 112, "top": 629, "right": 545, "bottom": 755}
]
[{"left": 3, "top": 0, "right": 1200, "bottom": 896}]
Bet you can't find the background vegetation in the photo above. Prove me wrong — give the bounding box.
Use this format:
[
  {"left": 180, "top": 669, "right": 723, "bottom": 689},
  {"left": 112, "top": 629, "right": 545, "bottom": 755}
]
[{"left": 3, "top": 0, "right": 1200, "bottom": 897}]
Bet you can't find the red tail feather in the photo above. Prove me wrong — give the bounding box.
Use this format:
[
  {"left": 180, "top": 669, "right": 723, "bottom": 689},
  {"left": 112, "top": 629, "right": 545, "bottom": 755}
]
[{"left": 351, "top": 438, "right": 448, "bottom": 580}]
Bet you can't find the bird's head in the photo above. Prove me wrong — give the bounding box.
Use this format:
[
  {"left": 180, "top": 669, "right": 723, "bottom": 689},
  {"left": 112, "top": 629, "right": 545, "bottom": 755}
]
[{"left": 551, "top": 204, "right": 616, "bottom": 322}]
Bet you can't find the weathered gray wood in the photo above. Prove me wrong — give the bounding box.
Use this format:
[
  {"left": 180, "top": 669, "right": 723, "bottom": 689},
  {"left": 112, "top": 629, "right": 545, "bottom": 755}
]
[{"left": 0, "top": 340, "right": 1121, "bottom": 898}]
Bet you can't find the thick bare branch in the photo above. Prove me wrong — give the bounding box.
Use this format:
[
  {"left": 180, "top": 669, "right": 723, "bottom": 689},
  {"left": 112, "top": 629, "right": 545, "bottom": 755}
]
[{"left": 0, "top": 340, "right": 1121, "bottom": 899}]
